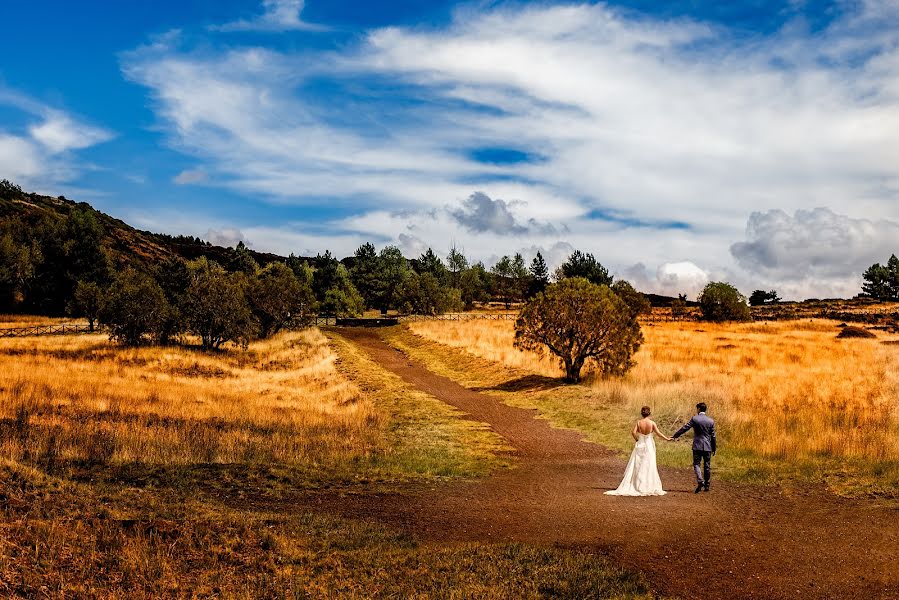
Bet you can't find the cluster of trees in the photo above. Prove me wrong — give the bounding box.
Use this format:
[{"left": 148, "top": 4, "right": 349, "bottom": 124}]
[
  {"left": 335, "top": 245, "right": 606, "bottom": 316},
  {"left": 1, "top": 182, "right": 114, "bottom": 316},
  {"left": 748, "top": 289, "right": 781, "bottom": 306},
  {"left": 78, "top": 257, "right": 316, "bottom": 348},
  {"left": 82, "top": 244, "right": 651, "bottom": 349},
  {"left": 862, "top": 254, "right": 899, "bottom": 301},
  {"left": 343, "top": 244, "right": 553, "bottom": 314}
]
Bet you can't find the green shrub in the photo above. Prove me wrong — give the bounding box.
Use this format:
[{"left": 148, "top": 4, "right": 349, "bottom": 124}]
[{"left": 698, "top": 282, "right": 751, "bottom": 322}]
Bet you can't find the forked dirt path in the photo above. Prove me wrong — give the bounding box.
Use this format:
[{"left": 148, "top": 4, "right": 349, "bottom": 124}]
[{"left": 328, "top": 329, "right": 899, "bottom": 599}]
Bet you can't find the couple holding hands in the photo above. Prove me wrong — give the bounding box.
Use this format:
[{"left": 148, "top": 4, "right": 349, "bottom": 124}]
[{"left": 605, "top": 403, "right": 717, "bottom": 496}]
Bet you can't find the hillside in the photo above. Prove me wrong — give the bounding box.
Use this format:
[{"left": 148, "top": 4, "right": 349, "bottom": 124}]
[{"left": 0, "top": 185, "right": 290, "bottom": 271}]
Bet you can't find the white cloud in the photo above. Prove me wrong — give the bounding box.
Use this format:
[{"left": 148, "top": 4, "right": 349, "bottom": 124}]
[
  {"left": 29, "top": 112, "right": 112, "bottom": 153},
  {"left": 515, "top": 241, "right": 576, "bottom": 272},
  {"left": 0, "top": 88, "right": 112, "bottom": 189},
  {"left": 620, "top": 261, "right": 710, "bottom": 298},
  {"left": 212, "top": 0, "right": 325, "bottom": 32},
  {"left": 122, "top": 2, "right": 899, "bottom": 298},
  {"left": 449, "top": 191, "right": 557, "bottom": 236},
  {"left": 205, "top": 227, "right": 247, "bottom": 248},
  {"left": 0, "top": 134, "right": 43, "bottom": 180},
  {"left": 729, "top": 208, "right": 899, "bottom": 296},
  {"left": 397, "top": 233, "right": 428, "bottom": 257},
  {"left": 173, "top": 168, "right": 208, "bottom": 185},
  {"left": 657, "top": 262, "right": 711, "bottom": 298},
  {"left": 241, "top": 224, "right": 368, "bottom": 257}
]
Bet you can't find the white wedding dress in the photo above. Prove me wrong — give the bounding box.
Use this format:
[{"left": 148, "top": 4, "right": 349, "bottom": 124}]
[{"left": 605, "top": 432, "right": 666, "bottom": 496}]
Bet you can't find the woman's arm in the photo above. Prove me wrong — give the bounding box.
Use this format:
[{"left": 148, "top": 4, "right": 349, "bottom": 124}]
[
  {"left": 652, "top": 421, "right": 672, "bottom": 441},
  {"left": 631, "top": 422, "right": 639, "bottom": 442}
]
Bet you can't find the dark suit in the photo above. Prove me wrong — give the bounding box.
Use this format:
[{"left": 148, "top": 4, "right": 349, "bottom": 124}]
[{"left": 673, "top": 413, "right": 717, "bottom": 485}]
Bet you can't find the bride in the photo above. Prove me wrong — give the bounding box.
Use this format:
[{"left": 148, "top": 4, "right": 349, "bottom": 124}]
[{"left": 605, "top": 406, "right": 671, "bottom": 496}]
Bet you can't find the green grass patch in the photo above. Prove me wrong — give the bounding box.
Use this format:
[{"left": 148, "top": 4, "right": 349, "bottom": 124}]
[{"left": 327, "top": 329, "right": 512, "bottom": 480}]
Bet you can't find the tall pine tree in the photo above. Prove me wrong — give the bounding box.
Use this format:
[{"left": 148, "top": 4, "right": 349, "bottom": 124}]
[{"left": 528, "top": 252, "right": 549, "bottom": 298}]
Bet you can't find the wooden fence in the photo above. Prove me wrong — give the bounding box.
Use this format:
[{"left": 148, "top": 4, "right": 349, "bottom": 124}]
[
  {"left": 0, "top": 314, "right": 520, "bottom": 338},
  {"left": 0, "top": 323, "right": 99, "bottom": 338},
  {"left": 313, "top": 313, "right": 518, "bottom": 327},
  {"left": 397, "top": 313, "right": 517, "bottom": 323}
]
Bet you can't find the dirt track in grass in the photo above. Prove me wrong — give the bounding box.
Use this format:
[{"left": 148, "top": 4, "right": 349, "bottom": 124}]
[{"left": 310, "top": 328, "right": 899, "bottom": 599}]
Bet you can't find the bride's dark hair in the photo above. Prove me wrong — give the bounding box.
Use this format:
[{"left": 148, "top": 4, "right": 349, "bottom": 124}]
[{"left": 641, "top": 406, "right": 651, "bottom": 418}]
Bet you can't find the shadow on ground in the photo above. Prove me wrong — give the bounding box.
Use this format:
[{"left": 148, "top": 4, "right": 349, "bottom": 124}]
[{"left": 472, "top": 374, "right": 566, "bottom": 393}]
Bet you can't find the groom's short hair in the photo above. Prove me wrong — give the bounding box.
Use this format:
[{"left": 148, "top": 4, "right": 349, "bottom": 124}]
[{"left": 696, "top": 402, "right": 708, "bottom": 413}]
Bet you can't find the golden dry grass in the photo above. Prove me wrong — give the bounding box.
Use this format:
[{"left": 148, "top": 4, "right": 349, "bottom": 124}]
[
  {"left": 409, "top": 320, "right": 561, "bottom": 377},
  {"left": 1, "top": 324, "right": 511, "bottom": 483},
  {"left": 0, "top": 314, "right": 87, "bottom": 328},
  {"left": 408, "top": 319, "right": 899, "bottom": 482},
  {"left": 1, "top": 329, "right": 382, "bottom": 468},
  {"left": 0, "top": 329, "right": 650, "bottom": 598}
]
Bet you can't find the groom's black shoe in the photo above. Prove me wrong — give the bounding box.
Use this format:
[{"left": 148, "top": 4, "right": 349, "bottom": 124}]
[
  {"left": 703, "top": 484, "right": 710, "bottom": 492},
  {"left": 694, "top": 482, "right": 704, "bottom": 494}
]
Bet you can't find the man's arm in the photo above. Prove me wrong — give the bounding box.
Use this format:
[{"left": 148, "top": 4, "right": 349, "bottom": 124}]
[
  {"left": 672, "top": 418, "right": 694, "bottom": 440},
  {"left": 710, "top": 421, "right": 717, "bottom": 453}
]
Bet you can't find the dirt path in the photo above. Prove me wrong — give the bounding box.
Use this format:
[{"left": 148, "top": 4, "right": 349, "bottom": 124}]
[{"left": 326, "top": 328, "right": 899, "bottom": 599}]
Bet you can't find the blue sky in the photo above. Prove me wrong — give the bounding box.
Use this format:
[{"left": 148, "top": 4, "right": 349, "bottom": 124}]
[{"left": 2, "top": 0, "right": 898, "bottom": 298}]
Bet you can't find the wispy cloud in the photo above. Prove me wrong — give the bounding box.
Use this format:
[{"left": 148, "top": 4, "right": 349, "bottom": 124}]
[
  {"left": 28, "top": 111, "right": 111, "bottom": 153},
  {"left": 122, "top": 1, "right": 899, "bottom": 298},
  {"left": 0, "top": 87, "right": 113, "bottom": 189},
  {"left": 173, "top": 168, "right": 207, "bottom": 185},
  {"left": 211, "top": 0, "right": 326, "bottom": 33}
]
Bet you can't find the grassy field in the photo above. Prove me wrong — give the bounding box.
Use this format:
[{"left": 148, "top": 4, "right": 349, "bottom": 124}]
[
  {"left": 402, "top": 319, "right": 899, "bottom": 496},
  {"left": 0, "top": 314, "right": 87, "bottom": 328},
  {"left": 0, "top": 326, "right": 653, "bottom": 598}
]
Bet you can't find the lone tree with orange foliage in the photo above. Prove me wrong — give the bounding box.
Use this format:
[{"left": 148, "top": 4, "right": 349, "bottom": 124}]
[{"left": 514, "top": 277, "right": 643, "bottom": 383}]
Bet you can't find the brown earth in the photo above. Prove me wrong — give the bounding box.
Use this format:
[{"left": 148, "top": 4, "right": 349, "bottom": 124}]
[{"left": 303, "top": 328, "right": 899, "bottom": 599}]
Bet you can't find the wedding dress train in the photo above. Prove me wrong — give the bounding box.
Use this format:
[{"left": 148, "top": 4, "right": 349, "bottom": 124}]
[{"left": 605, "top": 432, "right": 666, "bottom": 496}]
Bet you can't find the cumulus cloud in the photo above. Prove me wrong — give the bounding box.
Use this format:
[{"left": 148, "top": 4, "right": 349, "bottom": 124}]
[
  {"left": 515, "top": 241, "right": 576, "bottom": 272},
  {"left": 730, "top": 208, "right": 899, "bottom": 280},
  {"left": 657, "top": 262, "right": 711, "bottom": 297},
  {"left": 173, "top": 169, "right": 207, "bottom": 185},
  {"left": 621, "top": 261, "right": 710, "bottom": 298},
  {"left": 212, "top": 0, "right": 325, "bottom": 32},
  {"left": 205, "top": 227, "right": 247, "bottom": 248},
  {"left": 451, "top": 192, "right": 527, "bottom": 235}
]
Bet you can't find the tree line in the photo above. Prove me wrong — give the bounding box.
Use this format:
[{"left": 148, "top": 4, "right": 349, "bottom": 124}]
[
  {"left": 0, "top": 182, "right": 660, "bottom": 348},
  {"left": 87, "top": 246, "right": 653, "bottom": 348}
]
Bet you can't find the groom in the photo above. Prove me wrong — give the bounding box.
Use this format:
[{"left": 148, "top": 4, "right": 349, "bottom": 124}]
[{"left": 671, "top": 402, "right": 717, "bottom": 493}]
